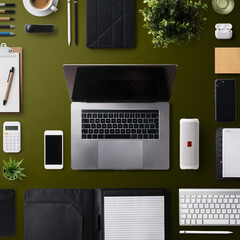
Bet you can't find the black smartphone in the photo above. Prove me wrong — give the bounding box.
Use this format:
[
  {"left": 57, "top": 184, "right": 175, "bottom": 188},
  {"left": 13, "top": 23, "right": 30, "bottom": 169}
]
[{"left": 215, "top": 79, "right": 236, "bottom": 123}]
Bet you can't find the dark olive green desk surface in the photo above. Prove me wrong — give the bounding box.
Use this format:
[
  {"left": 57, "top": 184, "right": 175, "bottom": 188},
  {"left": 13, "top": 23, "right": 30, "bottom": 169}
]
[{"left": 1, "top": 0, "right": 240, "bottom": 239}]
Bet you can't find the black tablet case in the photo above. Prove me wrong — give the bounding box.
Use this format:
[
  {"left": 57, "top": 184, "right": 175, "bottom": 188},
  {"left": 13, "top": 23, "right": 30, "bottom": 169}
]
[
  {"left": 25, "top": 188, "right": 169, "bottom": 240},
  {"left": 0, "top": 189, "right": 15, "bottom": 236},
  {"left": 87, "top": 0, "right": 135, "bottom": 48}
]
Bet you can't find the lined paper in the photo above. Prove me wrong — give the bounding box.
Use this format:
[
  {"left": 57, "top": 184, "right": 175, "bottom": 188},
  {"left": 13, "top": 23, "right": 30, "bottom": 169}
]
[
  {"left": 0, "top": 53, "right": 20, "bottom": 112},
  {"left": 104, "top": 196, "right": 165, "bottom": 240},
  {"left": 223, "top": 129, "right": 240, "bottom": 177}
]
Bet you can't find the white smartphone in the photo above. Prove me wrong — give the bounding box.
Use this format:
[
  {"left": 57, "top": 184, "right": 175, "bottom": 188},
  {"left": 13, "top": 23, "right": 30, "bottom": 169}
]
[{"left": 44, "top": 130, "right": 63, "bottom": 169}]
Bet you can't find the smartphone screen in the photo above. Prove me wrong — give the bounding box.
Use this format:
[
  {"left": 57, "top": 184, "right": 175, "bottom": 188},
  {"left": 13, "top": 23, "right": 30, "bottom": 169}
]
[{"left": 215, "top": 79, "right": 236, "bottom": 122}]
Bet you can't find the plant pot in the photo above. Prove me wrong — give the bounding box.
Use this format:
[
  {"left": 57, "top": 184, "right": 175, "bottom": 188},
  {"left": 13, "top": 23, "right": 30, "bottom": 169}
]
[{"left": 3, "top": 167, "right": 17, "bottom": 181}]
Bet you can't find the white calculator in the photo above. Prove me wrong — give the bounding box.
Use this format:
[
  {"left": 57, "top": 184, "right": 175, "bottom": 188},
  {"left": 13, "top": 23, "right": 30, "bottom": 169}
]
[{"left": 3, "top": 121, "right": 21, "bottom": 153}]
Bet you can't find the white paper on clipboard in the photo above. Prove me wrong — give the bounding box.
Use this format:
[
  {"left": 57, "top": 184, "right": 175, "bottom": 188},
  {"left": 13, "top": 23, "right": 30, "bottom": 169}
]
[{"left": 0, "top": 43, "right": 20, "bottom": 113}]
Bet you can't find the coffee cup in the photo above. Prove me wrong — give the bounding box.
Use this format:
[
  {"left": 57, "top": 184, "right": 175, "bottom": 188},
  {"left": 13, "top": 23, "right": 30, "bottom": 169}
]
[{"left": 29, "top": 0, "right": 57, "bottom": 12}]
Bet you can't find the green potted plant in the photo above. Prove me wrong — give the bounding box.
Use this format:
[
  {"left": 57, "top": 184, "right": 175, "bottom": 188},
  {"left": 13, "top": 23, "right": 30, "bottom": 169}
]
[
  {"left": 139, "top": 0, "right": 208, "bottom": 48},
  {"left": 3, "top": 157, "right": 26, "bottom": 180}
]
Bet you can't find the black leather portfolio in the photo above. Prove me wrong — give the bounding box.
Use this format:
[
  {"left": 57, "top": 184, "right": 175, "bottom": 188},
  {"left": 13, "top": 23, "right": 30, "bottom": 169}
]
[
  {"left": 25, "top": 188, "right": 169, "bottom": 240},
  {"left": 86, "top": 0, "right": 135, "bottom": 48},
  {"left": 0, "top": 189, "right": 15, "bottom": 236}
]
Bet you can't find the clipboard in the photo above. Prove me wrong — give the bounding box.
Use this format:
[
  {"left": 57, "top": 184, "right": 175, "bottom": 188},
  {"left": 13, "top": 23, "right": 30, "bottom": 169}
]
[{"left": 0, "top": 43, "right": 22, "bottom": 113}]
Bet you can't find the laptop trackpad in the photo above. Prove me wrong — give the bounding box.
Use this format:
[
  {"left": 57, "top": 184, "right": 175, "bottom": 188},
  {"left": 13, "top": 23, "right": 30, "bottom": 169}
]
[{"left": 98, "top": 141, "right": 143, "bottom": 169}]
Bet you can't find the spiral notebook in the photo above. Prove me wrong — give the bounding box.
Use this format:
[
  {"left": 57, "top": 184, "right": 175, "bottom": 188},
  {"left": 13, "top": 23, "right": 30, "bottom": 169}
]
[
  {"left": 215, "top": 128, "right": 240, "bottom": 179},
  {"left": 0, "top": 43, "right": 22, "bottom": 113}
]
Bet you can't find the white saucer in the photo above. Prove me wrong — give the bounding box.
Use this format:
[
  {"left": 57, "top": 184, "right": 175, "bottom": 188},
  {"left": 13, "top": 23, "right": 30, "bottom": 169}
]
[{"left": 23, "top": 0, "right": 58, "bottom": 17}]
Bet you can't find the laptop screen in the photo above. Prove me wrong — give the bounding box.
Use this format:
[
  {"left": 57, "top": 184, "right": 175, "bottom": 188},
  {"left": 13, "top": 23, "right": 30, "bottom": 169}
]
[{"left": 72, "top": 65, "right": 177, "bottom": 102}]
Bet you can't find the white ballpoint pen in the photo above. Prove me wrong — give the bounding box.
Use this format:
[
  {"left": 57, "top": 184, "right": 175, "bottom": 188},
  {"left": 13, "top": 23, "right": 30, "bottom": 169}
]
[
  {"left": 67, "top": 0, "right": 71, "bottom": 46},
  {"left": 180, "top": 230, "right": 233, "bottom": 235}
]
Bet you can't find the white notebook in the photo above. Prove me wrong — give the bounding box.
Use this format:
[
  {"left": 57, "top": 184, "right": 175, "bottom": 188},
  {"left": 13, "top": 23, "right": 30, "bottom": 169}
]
[
  {"left": 104, "top": 196, "right": 165, "bottom": 240},
  {"left": 223, "top": 128, "right": 240, "bottom": 178},
  {"left": 0, "top": 52, "right": 20, "bottom": 113}
]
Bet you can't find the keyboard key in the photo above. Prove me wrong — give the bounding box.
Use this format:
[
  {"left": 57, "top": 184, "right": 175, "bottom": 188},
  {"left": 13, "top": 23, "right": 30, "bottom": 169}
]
[
  {"left": 203, "top": 219, "right": 229, "bottom": 225},
  {"left": 105, "top": 135, "right": 131, "bottom": 139},
  {"left": 82, "top": 119, "right": 89, "bottom": 123}
]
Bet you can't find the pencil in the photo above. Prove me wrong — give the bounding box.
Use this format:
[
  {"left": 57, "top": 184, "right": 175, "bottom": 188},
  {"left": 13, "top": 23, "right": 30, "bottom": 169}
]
[
  {"left": 0, "top": 25, "right": 14, "bottom": 28},
  {"left": 0, "top": 3, "right": 15, "bottom": 7},
  {"left": 0, "top": 32, "right": 15, "bottom": 36},
  {"left": 0, "top": 17, "right": 14, "bottom": 21},
  {"left": 0, "top": 10, "right": 15, "bottom": 14}
]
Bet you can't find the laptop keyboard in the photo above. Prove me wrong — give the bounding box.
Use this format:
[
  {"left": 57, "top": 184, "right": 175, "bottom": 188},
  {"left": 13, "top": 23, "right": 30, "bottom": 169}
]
[{"left": 81, "top": 110, "right": 159, "bottom": 140}]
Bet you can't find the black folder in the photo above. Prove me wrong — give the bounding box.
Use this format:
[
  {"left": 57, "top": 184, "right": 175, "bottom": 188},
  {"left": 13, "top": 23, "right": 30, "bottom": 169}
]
[
  {"left": 0, "top": 189, "right": 15, "bottom": 236},
  {"left": 25, "top": 188, "right": 169, "bottom": 240},
  {"left": 86, "top": 0, "right": 135, "bottom": 48}
]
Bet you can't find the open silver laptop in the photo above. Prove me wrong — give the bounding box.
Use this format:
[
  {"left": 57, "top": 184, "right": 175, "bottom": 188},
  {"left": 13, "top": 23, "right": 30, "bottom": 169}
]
[{"left": 63, "top": 64, "right": 177, "bottom": 170}]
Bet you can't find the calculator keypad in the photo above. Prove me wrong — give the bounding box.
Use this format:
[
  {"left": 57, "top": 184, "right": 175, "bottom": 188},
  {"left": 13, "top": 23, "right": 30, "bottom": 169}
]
[{"left": 4, "top": 131, "right": 21, "bottom": 153}]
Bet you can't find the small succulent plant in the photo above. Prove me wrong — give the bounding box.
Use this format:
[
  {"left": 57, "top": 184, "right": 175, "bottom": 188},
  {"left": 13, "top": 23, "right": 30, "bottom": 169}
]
[{"left": 3, "top": 157, "right": 26, "bottom": 180}]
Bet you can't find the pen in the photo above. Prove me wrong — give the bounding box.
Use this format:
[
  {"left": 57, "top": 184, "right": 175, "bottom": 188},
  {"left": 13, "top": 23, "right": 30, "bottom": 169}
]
[
  {"left": 0, "top": 17, "right": 14, "bottom": 21},
  {"left": 0, "top": 32, "right": 15, "bottom": 36},
  {"left": 0, "top": 25, "right": 14, "bottom": 28},
  {"left": 0, "top": 3, "right": 15, "bottom": 7},
  {"left": 3, "top": 67, "right": 14, "bottom": 105},
  {"left": 74, "top": 0, "right": 78, "bottom": 45},
  {"left": 180, "top": 230, "right": 233, "bottom": 235},
  {"left": 0, "top": 10, "right": 15, "bottom": 14},
  {"left": 67, "top": 0, "right": 71, "bottom": 46}
]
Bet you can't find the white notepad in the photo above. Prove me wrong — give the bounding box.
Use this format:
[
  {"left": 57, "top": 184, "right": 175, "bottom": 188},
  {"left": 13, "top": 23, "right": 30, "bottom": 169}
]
[
  {"left": 104, "top": 196, "right": 165, "bottom": 240},
  {"left": 223, "top": 128, "right": 240, "bottom": 178},
  {"left": 0, "top": 52, "right": 20, "bottom": 112}
]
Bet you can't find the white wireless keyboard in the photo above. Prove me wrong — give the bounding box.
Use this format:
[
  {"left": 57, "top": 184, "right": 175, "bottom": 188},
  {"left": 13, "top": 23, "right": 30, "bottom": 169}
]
[{"left": 179, "top": 189, "right": 240, "bottom": 226}]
